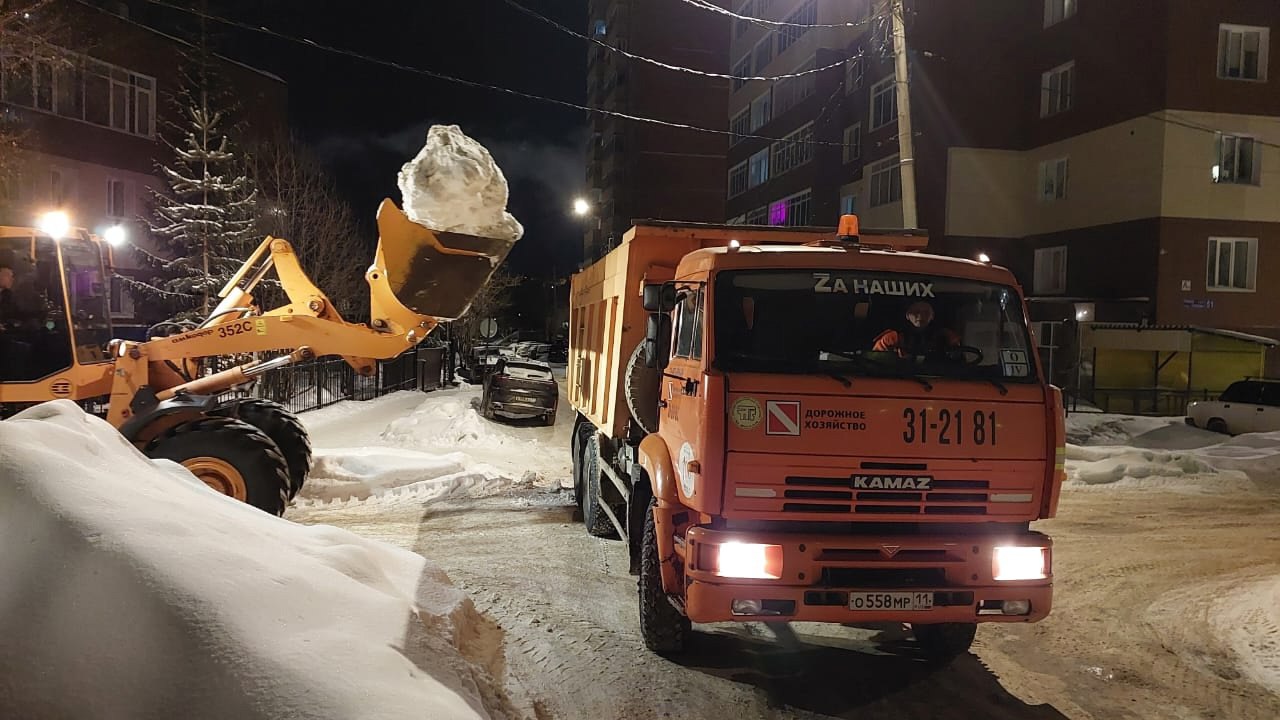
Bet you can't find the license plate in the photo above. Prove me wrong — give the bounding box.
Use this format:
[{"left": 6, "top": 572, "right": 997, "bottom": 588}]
[{"left": 848, "top": 591, "right": 934, "bottom": 611}]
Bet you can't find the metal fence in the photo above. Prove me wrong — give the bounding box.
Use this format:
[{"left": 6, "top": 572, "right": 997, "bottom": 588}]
[{"left": 219, "top": 345, "right": 446, "bottom": 415}]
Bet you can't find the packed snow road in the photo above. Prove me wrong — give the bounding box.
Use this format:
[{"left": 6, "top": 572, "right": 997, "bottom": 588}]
[{"left": 290, "top": 390, "right": 1280, "bottom": 720}]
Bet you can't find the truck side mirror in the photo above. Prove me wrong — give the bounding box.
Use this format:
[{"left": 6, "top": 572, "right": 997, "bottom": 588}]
[{"left": 642, "top": 284, "right": 664, "bottom": 312}]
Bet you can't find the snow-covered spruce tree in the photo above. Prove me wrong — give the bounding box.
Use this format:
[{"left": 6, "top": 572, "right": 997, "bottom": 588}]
[{"left": 128, "top": 31, "right": 258, "bottom": 325}]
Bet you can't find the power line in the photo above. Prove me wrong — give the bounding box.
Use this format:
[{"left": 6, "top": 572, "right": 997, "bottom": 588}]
[
  {"left": 677, "top": 0, "right": 881, "bottom": 30},
  {"left": 126, "top": 0, "right": 863, "bottom": 150},
  {"left": 502, "top": 0, "right": 865, "bottom": 83}
]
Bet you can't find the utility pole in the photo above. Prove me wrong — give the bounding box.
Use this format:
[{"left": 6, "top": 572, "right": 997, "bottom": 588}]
[{"left": 890, "top": 0, "right": 919, "bottom": 229}]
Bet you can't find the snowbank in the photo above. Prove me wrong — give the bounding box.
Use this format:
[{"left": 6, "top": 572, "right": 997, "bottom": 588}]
[
  {"left": 1064, "top": 444, "right": 1255, "bottom": 493},
  {"left": 0, "top": 401, "right": 519, "bottom": 720},
  {"left": 299, "top": 385, "right": 572, "bottom": 504},
  {"left": 1212, "top": 577, "right": 1280, "bottom": 694},
  {"left": 1065, "top": 412, "right": 1181, "bottom": 446},
  {"left": 398, "top": 125, "right": 523, "bottom": 242}
]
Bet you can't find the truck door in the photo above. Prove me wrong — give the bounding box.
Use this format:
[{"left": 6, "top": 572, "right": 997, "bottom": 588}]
[{"left": 661, "top": 285, "right": 706, "bottom": 505}]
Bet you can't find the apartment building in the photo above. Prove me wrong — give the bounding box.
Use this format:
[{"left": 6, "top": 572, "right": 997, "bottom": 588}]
[
  {"left": 725, "top": 0, "right": 1279, "bottom": 342},
  {"left": 583, "top": 0, "right": 730, "bottom": 263},
  {"left": 0, "top": 1, "right": 286, "bottom": 332}
]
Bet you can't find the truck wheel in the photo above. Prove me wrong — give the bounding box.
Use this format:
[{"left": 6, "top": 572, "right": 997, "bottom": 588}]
[
  {"left": 1207, "top": 418, "right": 1229, "bottom": 434},
  {"left": 583, "top": 434, "right": 618, "bottom": 538},
  {"left": 624, "top": 342, "right": 661, "bottom": 434},
  {"left": 145, "top": 417, "right": 290, "bottom": 516},
  {"left": 912, "top": 622, "right": 977, "bottom": 662},
  {"left": 639, "top": 498, "right": 690, "bottom": 654},
  {"left": 214, "top": 399, "right": 312, "bottom": 499}
]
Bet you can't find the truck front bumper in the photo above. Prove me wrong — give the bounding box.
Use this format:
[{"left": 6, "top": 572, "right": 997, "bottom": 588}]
[{"left": 681, "top": 526, "right": 1053, "bottom": 625}]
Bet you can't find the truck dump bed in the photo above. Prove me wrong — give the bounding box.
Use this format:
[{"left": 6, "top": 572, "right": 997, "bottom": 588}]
[{"left": 568, "top": 221, "right": 833, "bottom": 439}]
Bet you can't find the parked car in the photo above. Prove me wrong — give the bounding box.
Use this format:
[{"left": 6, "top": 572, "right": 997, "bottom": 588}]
[
  {"left": 1186, "top": 378, "right": 1280, "bottom": 435},
  {"left": 481, "top": 358, "right": 558, "bottom": 426}
]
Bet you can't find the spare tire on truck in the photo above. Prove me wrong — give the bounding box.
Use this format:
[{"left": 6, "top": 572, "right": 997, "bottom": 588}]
[{"left": 624, "top": 342, "right": 661, "bottom": 434}]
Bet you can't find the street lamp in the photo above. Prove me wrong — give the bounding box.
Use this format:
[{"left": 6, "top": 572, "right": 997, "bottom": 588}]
[
  {"left": 572, "top": 197, "right": 591, "bottom": 217},
  {"left": 104, "top": 225, "right": 127, "bottom": 247},
  {"left": 37, "top": 211, "right": 71, "bottom": 239}
]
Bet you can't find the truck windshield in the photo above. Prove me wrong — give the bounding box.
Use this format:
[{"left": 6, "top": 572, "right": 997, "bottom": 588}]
[
  {"left": 713, "top": 269, "right": 1038, "bottom": 383},
  {"left": 0, "top": 236, "right": 74, "bottom": 381}
]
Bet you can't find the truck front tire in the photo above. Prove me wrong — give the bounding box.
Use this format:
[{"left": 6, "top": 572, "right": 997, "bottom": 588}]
[
  {"left": 639, "top": 498, "right": 690, "bottom": 654},
  {"left": 912, "top": 622, "right": 977, "bottom": 662}
]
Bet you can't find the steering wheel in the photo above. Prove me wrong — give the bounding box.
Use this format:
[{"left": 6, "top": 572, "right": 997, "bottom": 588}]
[{"left": 943, "top": 345, "right": 984, "bottom": 366}]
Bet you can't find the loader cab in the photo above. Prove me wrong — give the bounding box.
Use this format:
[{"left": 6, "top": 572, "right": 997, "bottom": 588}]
[{"left": 0, "top": 226, "right": 113, "bottom": 384}]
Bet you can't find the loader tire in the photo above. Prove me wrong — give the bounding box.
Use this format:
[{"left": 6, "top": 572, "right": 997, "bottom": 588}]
[
  {"left": 624, "top": 342, "right": 661, "bottom": 435},
  {"left": 145, "top": 417, "right": 290, "bottom": 516},
  {"left": 639, "top": 497, "right": 690, "bottom": 655},
  {"left": 912, "top": 622, "right": 977, "bottom": 663},
  {"left": 583, "top": 434, "right": 618, "bottom": 538},
  {"left": 214, "top": 399, "right": 312, "bottom": 498}
]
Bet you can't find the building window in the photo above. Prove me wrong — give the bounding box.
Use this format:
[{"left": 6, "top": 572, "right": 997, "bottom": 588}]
[
  {"left": 772, "top": 57, "right": 816, "bottom": 116},
  {"left": 1214, "top": 134, "right": 1260, "bottom": 184},
  {"left": 727, "top": 214, "right": 746, "bottom": 225},
  {"left": 842, "top": 123, "right": 862, "bottom": 164},
  {"left": 107, "top": 178, "right": 128, "bottom": 218},
  {"left": 770, "top": 122, "right": 814, "bottom": 177},
  {"left": 728, "top": 161, "right": 749, "bottom": 198},
  {"left": 1218, "top": 25, "right": 1270, "bottom": 81},
  {"left": 840, "top": 194, "right": 857, "bottom": 215},
  {"left": 1041, "top": 62, "right": 1074, "bottom": 117},
  {"left": 748, "top": 148, "right": 770, "bottom": 188},
  {"left": 734, "top": 0, "right": 753, "bottom": 39},
  {"left": 1043, "top": 0, "right": 1077, "bottom": 28},
  {"left": 50, "top": 168, "right": 69, "bottom": 206},
  {"left": 768, "top": 189, "right": 813, "bottom": 227},
  {"left": 730, "top": 108, "right": 750, "bottom": 146},
  {"left": 110, "top": 275, "right": 134, "bottom": 318},
  {"left": 732, "top": 55, "right": 752, "bottom": 92},
  {"left": 750, "top": 89, "right": 772, "bottom": 131},
  {"left": 1207, "top": 237, "right": 1257, "bottom": 292},
  {"left": 1034, "top": 246, "right": 1068, "bottom": 295},
  {"left": 745, "top": 205, "right": 769, "bottom": 224},
  {"left": 1038, "top": 157, "right": 1069, "bottom": 201},
  {"left": 844, "top": 56, "right": 863, "bottom": 93},
  {"left": 870, "top": 75, "right": 897, "bottom": 130},
  {"left": 869, "top": 155, "right": 902, "bottom": 207},
  {"left": 753, "top": 36, "right": 773, "bottom": 74},
  {"left": 0, "top": 42, "right": 157, "bottom": 138},
  {"left": 777, "top": 0, "right": 817, "bottom": 55}
]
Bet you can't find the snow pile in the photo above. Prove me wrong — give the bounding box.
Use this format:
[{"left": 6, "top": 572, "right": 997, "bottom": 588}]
[
  {"left": 1212, "top": 577, "right": 1280, "bottom": 694},
  {"left": 398, "top": 125, "right": 523, "bottom": 242},
  {"left": 1066, "top": 412, "right": 1182, "bottom": 446},
  {"left": 0, "top": 401, "right": 519, "bottom": 720},
  {"left": 1193, "top": 431, "right": 1280, "bottom": 485},
  {"left": 1064, "top": 444, "right": 1254, "bottom": 492},
  {"left": 299, "top": 386, "right": 571, "bottom": 504}
]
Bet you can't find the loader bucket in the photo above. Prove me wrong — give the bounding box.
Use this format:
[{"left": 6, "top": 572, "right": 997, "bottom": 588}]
[{"left": 374, "top": 199, "right": 518, "bottom": 321}]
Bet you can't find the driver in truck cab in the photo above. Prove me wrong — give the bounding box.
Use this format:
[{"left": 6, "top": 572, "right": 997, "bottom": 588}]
[{"left": 872, "top": 300, "right": 961, "bottom": 357}]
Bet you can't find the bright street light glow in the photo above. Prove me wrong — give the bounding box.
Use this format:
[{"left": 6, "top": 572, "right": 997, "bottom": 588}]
[
  {"left": 572, "top": 198, "right": 591, "bottom": 216},
  {"left": 104, "top": 225, "right": 127, "bottom": 247},
  {"left": 37, "top": 211, "right": 71, "bottom": 239}
]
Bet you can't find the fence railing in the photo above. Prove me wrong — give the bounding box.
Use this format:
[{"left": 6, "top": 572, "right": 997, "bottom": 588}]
[
  {"left": 1068, "top": 387, "right": 1219, "bottom": 416},
  {"left": 218, "top": 345, "right": 446, "bottom": 415}
]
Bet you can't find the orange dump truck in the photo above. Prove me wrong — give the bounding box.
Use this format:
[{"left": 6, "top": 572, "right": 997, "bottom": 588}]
[{"left": 567, "top": 217, "right": 1065, "bottom": 657}]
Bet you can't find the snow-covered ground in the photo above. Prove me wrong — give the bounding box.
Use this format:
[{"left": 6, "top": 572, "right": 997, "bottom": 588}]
[
  {"left": 0, "top": 401, "right": 523, "bottom": 719},
  {"left": 297, "top": 384, "right": 572, "bottom": 505}
]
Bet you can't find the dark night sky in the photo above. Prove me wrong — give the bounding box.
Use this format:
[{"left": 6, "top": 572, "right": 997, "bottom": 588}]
[{"left": 122, "top": 0, "right": 589, "bottom": 280}]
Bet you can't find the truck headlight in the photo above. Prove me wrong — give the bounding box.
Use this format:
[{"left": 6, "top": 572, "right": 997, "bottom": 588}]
[
  {"left": 993, "top": 546, "right": 1048, "bottom": 581},
  {"left": 715, "top": 542, "right": 783, "bottom": 580}
]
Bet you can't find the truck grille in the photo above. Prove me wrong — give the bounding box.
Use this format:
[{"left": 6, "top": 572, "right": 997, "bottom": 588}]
[
  {"left": 819, "top": 567, "right": 948, "bottom": 588},
  {"left": 782, "top": 476, "right": 990, "bottom": 516}
]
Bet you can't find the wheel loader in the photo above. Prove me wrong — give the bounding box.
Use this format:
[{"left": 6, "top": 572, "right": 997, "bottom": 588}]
[{"left": 0, "top": 199, "right": 516, "bottom": 515}]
